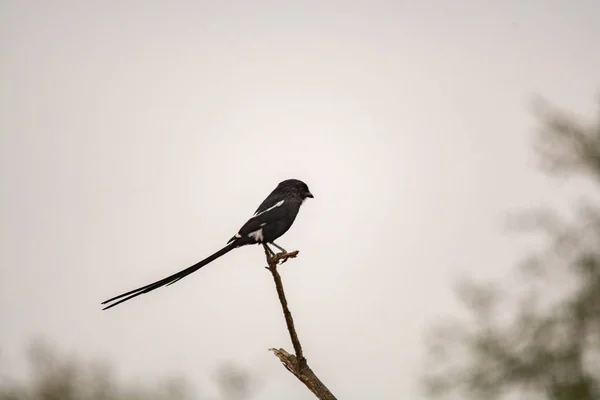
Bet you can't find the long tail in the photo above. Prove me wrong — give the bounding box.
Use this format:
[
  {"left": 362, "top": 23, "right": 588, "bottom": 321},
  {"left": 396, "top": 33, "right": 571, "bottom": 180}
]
[{"left": 101, "top": 242, "right": 238, "bottom": 310}]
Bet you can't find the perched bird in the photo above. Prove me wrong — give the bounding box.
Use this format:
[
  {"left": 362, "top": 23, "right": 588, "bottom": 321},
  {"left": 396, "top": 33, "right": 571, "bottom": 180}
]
[{"left": 101, "top": 179, "right": 314, "bottom": 310}]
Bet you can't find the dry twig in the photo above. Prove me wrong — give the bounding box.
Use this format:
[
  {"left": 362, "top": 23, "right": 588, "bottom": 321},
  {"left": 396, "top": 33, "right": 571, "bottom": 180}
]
[{"left": 263, "top": 245, "right": 337, "bottom": 400}]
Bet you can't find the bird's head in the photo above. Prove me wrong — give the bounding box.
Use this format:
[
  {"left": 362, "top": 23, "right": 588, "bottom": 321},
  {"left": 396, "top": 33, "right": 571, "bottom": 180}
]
[{"left": 277, "top": 179, "right": 314, "bottom": 201}]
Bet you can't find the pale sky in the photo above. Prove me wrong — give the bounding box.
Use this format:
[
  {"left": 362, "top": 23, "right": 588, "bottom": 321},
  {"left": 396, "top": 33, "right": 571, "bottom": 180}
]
[{"left": 1, "top": 1, "right": 599, "bottom": 399}]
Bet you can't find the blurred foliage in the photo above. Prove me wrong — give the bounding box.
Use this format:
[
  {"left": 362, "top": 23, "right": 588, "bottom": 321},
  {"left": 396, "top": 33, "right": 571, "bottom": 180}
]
[
  {"left": 0, "top": 340, "right": 255, "bottom": 400},
  {"left": 423, "top": 96, "right": 600, "bottom": 400},
  {"left": 213, "top": 363, "right": 256, "bottom": 400}
]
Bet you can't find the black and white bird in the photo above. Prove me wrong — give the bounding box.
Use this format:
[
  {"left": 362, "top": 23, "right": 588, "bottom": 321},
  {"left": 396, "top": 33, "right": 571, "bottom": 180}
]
[{"left": 101, "top": 179, "right": 314, "bottom": 310}]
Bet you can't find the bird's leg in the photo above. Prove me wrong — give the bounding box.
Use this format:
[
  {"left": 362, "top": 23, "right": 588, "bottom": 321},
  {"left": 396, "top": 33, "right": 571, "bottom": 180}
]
[
  {"left": 263, "top": 243, "right": 276, "bottom": 258},
  {"left": 270, "top": 242, "right": 292, "bottom": 264},
  {"left": 270, "top": 242, "right": 287, "bottom": 254}
]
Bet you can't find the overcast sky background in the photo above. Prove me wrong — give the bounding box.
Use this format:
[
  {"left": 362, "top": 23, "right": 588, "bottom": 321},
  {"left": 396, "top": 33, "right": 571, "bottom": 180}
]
[{"left": 1, "top": 1, "right": 599, "bottom": 399}]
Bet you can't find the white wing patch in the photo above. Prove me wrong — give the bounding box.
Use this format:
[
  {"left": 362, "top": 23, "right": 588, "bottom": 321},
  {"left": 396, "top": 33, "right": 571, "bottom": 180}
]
[
  {"left": 234, "top": 199, "right": 283, "bottom": 243},
  {"left": 254, "top": 199, "right": 285, "bottom": 217},
  {"left": 248, "top": 228, "right": 264, "bottom": 242}
]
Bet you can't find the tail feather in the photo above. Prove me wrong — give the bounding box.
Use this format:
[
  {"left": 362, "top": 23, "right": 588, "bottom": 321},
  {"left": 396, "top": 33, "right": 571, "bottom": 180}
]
[{"left": 101, "top": 242, "right": 238, "bottom": 310}]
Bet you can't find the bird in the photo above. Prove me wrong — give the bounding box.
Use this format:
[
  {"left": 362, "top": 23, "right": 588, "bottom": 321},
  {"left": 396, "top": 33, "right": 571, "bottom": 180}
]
[{"left": 101, "top": 178, "right": 314, "bottom": 310}]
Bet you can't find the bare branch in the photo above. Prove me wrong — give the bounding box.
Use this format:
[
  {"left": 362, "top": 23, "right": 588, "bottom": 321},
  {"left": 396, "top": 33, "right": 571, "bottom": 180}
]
[{"left": 263, "top": 245, "right": 337, "bottom": 400}]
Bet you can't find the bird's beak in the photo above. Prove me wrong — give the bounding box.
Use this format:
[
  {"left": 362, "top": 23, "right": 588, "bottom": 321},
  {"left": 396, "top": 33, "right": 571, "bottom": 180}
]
[{"left": 306, "top": 192, "right": 314, "bottom": 198}]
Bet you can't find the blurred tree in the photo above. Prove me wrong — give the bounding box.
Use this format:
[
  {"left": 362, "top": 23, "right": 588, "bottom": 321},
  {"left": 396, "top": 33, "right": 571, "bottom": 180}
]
[
  {"left": 422, "top": 97, "right": 600, "bottom": 400},
  {"left": 0, "top": 339, "right": 255, "bottom": 400},
  {"left": 0, "top": 339, "right": 190, "bottom": 400}
]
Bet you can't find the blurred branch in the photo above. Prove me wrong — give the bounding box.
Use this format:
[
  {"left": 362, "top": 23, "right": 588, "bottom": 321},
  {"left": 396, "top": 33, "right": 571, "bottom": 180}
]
[
  {"left": 532, "top": 97, "right": 600, "bottom": 178},
  {"left": 262, "top": 246, "right": 337, "bottom": 400}
]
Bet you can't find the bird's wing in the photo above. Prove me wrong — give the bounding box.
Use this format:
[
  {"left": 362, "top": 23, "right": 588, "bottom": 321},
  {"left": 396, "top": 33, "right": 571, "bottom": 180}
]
[
  {"left": 253, "top": 190, "right": 285, "bottom": 216},
  {"left": 228, "top": 199, "right": 289, "bottom": 243}
]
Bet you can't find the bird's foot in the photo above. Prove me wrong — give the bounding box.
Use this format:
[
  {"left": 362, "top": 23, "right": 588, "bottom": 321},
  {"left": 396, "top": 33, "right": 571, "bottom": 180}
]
[
  {"left": 269, "top": 242, "right": 290, "bottom": 263},
  {"left": 262, "top": 244, "right": 299, "bottom": 266}
]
